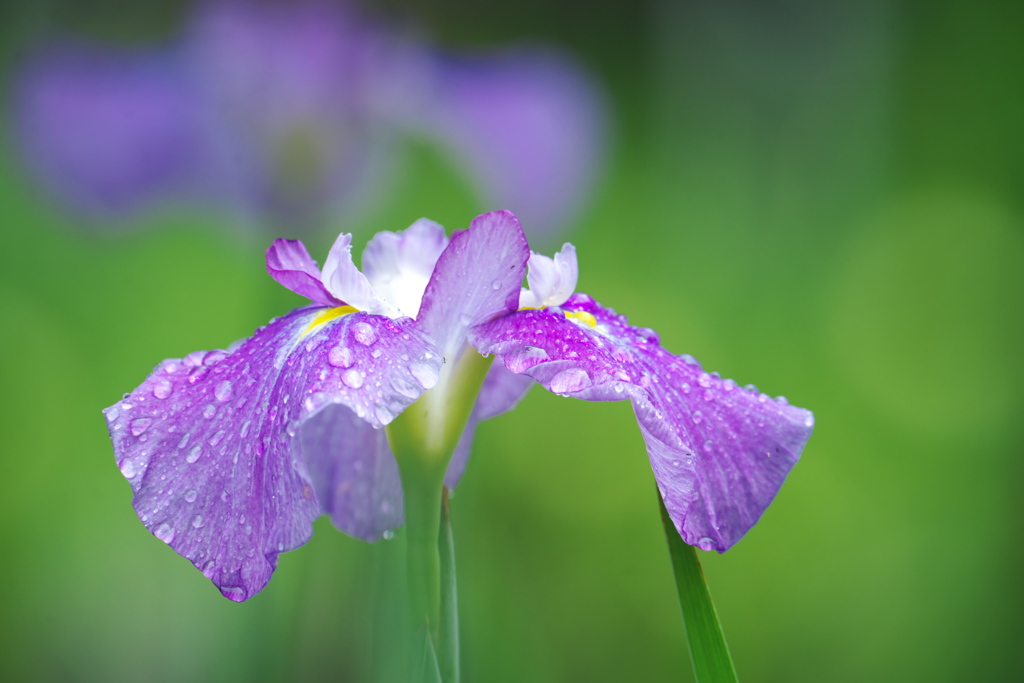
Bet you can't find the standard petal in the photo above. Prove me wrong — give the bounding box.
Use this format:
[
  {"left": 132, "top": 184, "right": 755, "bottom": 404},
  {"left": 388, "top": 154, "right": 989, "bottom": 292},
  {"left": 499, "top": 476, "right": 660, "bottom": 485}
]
[
  {"left": 104, "top": 306, "right": 441, "bottom": 600},
  {"left": 423, "top": 51, "right": 607, "bottom": 238},
  {"left": 321, "top": 233, "right": 386, "bottom": 313},
  {"left": 361, "top": 218, "right": 449, "bottom": 318},
  {"left": 266, "top": 238, "right": 340, "bottom": 306},
  {"left": 444, "top": 361, "right": 534, "bottom": 488},
  {"left": 417, "top": 210, "right": 530, "bottom": 359},
  {"left": 13, "top": 43, "right": 204, "bottom": 218},
  {"left": 471, "top": 294, "right": 814, "bottom": 552}
]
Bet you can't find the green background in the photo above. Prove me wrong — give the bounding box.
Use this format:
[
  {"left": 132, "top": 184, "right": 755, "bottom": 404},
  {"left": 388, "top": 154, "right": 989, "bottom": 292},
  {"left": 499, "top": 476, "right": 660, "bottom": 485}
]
[{"left": 1, "top": 1, "right": 1022, "bottom": 681}]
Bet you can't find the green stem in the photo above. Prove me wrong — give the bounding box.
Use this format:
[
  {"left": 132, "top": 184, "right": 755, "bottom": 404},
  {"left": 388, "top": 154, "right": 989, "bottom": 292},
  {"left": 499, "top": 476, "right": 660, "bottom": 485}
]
[
  {"left": 658, "top": 492, "right": 739, "bottom": 683},
  {"left": 400, "top": 457, "right": 445, "bottom": 640},
  {"left": 437, "top": 487, "right": 460, "bottom": 683}
]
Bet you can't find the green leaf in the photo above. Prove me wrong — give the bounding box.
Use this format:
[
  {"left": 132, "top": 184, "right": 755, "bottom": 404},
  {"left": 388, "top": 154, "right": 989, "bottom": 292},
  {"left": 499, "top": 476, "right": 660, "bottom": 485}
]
[
  {"left": 659, "top": 493, "right": 739, "bottom": 683},
  {"left": 437, "top": 487, "right": 460, "bottom": 683}
]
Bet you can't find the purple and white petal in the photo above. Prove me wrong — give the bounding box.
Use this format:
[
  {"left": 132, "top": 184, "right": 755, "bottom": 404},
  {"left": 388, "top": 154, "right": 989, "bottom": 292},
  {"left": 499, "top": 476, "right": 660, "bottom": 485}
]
[
  {"left": 266, "top": 238, "right": 340, "bottom": 306},
  {"left": 321, "top": 233, "right": 389, "bottom": 314},
  {"left": 445, "top": 361, "right": 534, "bottom": 488},
  {"left": 471, "top": 294, "right": 814, "bottom": 552},
  {"left": 362, "top": 218, "right": 449, "bottom": 318},
  {"left": 417, "top": 210, "right": 530, "bottom": 360},
  {"left": 13, "top": 43, "right": 204, "bottom": 218},
  {"left": 519, "top": 243, "right": 578, "bottom": 309},
  {"left": 104, "top": 307, "right": 441, "bottom": 600}
]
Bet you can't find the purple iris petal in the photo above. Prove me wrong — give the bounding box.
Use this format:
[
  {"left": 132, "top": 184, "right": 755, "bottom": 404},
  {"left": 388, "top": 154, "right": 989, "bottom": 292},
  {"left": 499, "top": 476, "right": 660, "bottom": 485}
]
[
  {"left": 265, "top": 238, "right": 341, "bottom": 307},
  {"left": 13, "top": 43, "right": 203, "bottom": 218},
  {"left": 417, "top": 210, "right": 530, "bottom": 359},
  {"left": 423, "top": 51, "right": 606, "bottom": 238},
  {"left": 104, "top": 306, "right": 441, "bottom": 600},
  {"left": 470, "top": 294, "right": 814, "bottom": 552},
  {"left": 445, "top": 362, "right": 534, "bottom": 488}
]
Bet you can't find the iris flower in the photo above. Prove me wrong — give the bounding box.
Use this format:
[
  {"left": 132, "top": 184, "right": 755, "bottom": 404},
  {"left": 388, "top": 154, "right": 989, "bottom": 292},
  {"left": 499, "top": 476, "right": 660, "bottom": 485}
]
[
  {"left": 15, "top": 0, "right": 605, "bottom": 236},
  {"left": 104, "top": 211, "right": 813, "bottom": 601}
]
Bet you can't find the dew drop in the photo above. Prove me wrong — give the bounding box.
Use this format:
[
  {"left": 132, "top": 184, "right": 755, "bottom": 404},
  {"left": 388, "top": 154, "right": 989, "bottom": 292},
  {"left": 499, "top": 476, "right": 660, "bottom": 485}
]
[
  {"left": 215, "top": 380, "right": 233, "bottom": 402},
  {"left": 370, "top": 348, "right": 383, "bottom": 359},
  {"left": 192, "top": 515, "right": 204, "bottom": 529},
  {"left": 374, "top": 406, "right": 394, "bottom": 425},
  {"left": 152, "top": 379, "right": 173, "bottom": 399},
  {"left": 130, "top": 418, "right": 153, "bottom": 437},
  {"left": 342, "top": 368, "right": 364, "bottom": 388},
  {"left": 491, "top": 279, "right": 501, "bottom": 290},
  {"left": 390, "top": 377, "right": 420, "bottom": 399},
  {"left": 155, "top": 523, "right": 175, "bottom": 544},
  {"left": 775, "top": 395, "right": 789, "bottom": 405},
  {"left": 328, "top": 346, "right": 354, "bottom": 368},
  {"left": 698, "top": 373, "right": 712, "bottom": 388},
  {"left": 703, "top": 389, "right": 714, "bottom": 402},
  {"left": 549, "top": 368, "right": 591, "bottom": 394},
  {"left": 681, "top": 383, "right": 691, "bottom": 394},
  {"left": 203, "top": 404, "right": 216, "bottom": 418},
  {"left": 239, "top": 420, "right": 251, "bottom": 438},
  {"left": 409, "top": 362, "right": 439, "bottom": 389},
  {"left": 184, "top": 489, "right": 198, "bottom": 503},
  {"left": 119, "top": 459, "right": 138, "bottom": 479},
  {"left": 744, "top": 384, "right": 758, "bottom": 393},
  {"left": 692, "top": 410, "right": 703, "bottom": 424},
  {"left": 723, "top": 379, "right": 736, "bottom": 391},
  {"left": 186, "top": 446, "right": 202, "bottom": 463},
  {"left": 697, "top": 537, "right": 715, "bottom": 551},
  {"left": 208, "top": 430, "right": 226, "bottom": 447},
  {"left": 804, "top": 413, "right": 814, "bottom": 427},
  {"left": 177, "top": 433, "right": 190, "bottom": 450},
  {"left": 703, "top": 439, "right": 714, "bottom": 452},
  {"left": 353, "top": 322, "right": 377, "bottom": 346}
]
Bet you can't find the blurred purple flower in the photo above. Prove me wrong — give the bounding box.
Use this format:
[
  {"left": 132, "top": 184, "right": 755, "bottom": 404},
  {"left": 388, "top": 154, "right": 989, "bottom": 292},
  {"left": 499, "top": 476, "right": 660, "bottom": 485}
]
[
  {"left": 15, "top": 1, "right": 606, "bottom": 236},
  {"left": 105, "top": 210, "right": 811, "bottom": 601}
]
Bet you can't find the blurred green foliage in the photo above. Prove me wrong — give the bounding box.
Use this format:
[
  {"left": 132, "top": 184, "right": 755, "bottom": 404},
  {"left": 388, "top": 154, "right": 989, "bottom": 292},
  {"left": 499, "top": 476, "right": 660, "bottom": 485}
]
[{"left": 1, "top": 1, "right": 1022, "bottom": 681}]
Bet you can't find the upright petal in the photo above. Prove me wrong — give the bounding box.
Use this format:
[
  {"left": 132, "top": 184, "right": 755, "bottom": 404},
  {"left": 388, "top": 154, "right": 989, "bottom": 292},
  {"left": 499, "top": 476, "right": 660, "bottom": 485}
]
[
  {"left": 361, "top": 218, "right": 449, "bottom": 318},
  {"left": 104, "top": 306, "right": 441, "bottom": 600},
  {"left": 321, "top": 233, "right": 387, "bottom": 313},
  {"left": 417, "top": 210, "right": 530, "bottom": 360},
  {"left": 471, "top": 294, "right": 814, "bottom": 552},
  {"left": 266, "top": 238, "right": 340, "bottom": 306},
  {"left": 13, "top": 43, "right": 204, "bottom": 219},
  {"left": 422, "top": 51, "right": 607, "bottom": 239}
]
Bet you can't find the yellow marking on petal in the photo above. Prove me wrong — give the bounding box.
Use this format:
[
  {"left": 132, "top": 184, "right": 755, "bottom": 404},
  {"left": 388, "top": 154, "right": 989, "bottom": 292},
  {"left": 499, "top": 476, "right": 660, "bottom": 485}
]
[
  {"left": 303, "top": 305, "right": 358, "bottom": 336},
  {"left": 565, "top": 310, "right": 597, "bottom": 328}
]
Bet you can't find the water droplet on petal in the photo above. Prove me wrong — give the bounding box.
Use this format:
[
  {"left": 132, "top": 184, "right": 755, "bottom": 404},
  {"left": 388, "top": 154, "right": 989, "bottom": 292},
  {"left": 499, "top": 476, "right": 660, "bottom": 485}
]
[
  {"left": 491, "top": 280, "right": 501, "bottom": 290},
  {"left": 240, "top": 420, "right": 251, "bottom": 438},
  {"left": 775, "top": 395, "right": 789, "bottom": 405},
  {"left": 692, "top": 410, "right": 703, "bottom": 424},
  {"left": 203, "top": 404, "right": 216, "bottom": 418},
  {"left": 804, "top": 413, "right": 814, "bottom": 427},
  {"left": 370, "top": 348, "right": 383, "bottom": 359},
  {"left": 409, "top": 362, "right": 439, "bottom": 389},
  {"left": 153, "top": 379, "right": 173, "bottom": 399},
  {"left": 130, "top": 418, "right": 153, "bottom": 436},
  {"left": 703, "top": 439, "right": 714, "bottom": 452},
  {"left": 697, "top": 536, "right": 715, "bottom": 551},
  {"left": 155, "top": 523, "right": 175, "bottom": 544},
  {"left": 342, "top": 369, "right": 364, "bottom": 388},
  {"left": 328, "top": 346, "right": 354, "bottom": 368},
  {"left": 177, "top": 433, "right": 190, "bottom": 450},
  {"left": 698, "top": 373, "right": 712, "bottom": 388},
  {"left": 192, "top": 515, "right": 204, "bottom": 529},
  {"left": 119, "top": 459, "right": 138, "bottom": 479},
  {"left": 374, "top": 406, "right": 394, "bottom": 425},
  {"left": 549, "top": 368, "right": 591, "bottom": 394},
  {"left": 184, "top": 489, "right": 198, "bottom": 503},
  {"left": 186, "top": 446, "right": 202, "bottom": 463},
  {"left": 353, "top": 322, "right": 377, "bottom": 346},
  {"left": 208, "top": 430, "right": 226, "bottom": 446},
  {"left": 744, "top": 384, "right": 758, "bottom": 393},
  {"left": 215, "top": 380, "right": 233, "bottom": 402},
  {"left": 390, "top": 377, "right": 419, "bottom": 399}
]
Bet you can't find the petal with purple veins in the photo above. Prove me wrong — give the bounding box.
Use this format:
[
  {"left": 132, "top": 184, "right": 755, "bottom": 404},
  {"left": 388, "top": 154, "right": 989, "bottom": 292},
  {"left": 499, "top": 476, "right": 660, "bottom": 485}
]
[
  {"left": 104, "top": 306, "right": 441, "bottom": 600},
  {"left": 470, "top": 294, "right": 814, "bottom": 552},
  {"left": 417, "top": 210, "right": 530, "bottom": 360},
  {"left": 266, "top": 238, "right": 340, "bottom": 306},
  {"left": 321, "top": 233, "right": 387, "bottom": 314},
  {"left": 362, "top": 218, "right": 449, "bottom": 318}
]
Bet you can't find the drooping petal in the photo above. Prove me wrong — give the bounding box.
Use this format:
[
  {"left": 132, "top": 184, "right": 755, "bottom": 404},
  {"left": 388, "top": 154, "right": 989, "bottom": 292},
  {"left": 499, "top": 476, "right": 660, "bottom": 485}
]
[
  {"left": 266, "top": 238, "right": 340, "bottom": 306},
  {"left": 471, "top": 294, "right": 814, "bottom": 552},
  {"left": 300, "top": 403, "right": 403, "bottom": 541},
  {"left": 321, "top": 233, "right": 388, "bottom": 313},
  {"left": 361, "top": 218, "right": 449, "bottom": 318},
  {"left": 417, "top": 210, "right": 530, "bottom": 360},
  {"left": 422, "top": 51, "right": 607, "bottom": 239},
  {"left": 13, "top": 43, "right": 204, "bottom": 218},
  {"left": 445, "top": 362, "right": 534, "bottom": 488},
  {"left": 104, "top": 306, "right": 441, "bottom": 600}
]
